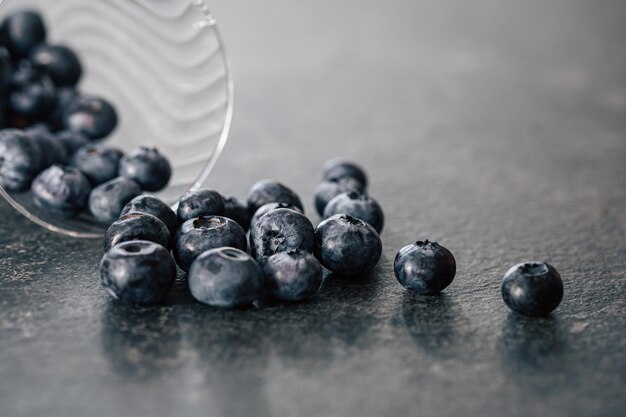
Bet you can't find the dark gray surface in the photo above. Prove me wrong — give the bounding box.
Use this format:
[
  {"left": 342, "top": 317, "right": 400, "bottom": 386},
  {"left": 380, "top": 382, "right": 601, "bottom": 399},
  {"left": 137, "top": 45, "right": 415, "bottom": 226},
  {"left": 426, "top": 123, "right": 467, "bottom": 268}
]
[{"left": 1, "top": 0, "right": 626, "bottom": 416}]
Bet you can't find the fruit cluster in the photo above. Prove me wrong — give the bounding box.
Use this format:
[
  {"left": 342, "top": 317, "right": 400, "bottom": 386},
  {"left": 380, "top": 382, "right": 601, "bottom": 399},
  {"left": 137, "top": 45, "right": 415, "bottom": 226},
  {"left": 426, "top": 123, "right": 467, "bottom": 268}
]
[{"left": 0, "top": 10, "right": 172, "bottom": 223}]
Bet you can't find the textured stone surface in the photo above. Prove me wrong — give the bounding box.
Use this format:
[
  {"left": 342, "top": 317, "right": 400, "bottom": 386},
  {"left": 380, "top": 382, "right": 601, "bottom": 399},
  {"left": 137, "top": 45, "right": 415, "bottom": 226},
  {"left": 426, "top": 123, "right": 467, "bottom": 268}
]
[{"left": 1, "top": 0, "right": 625, "bottom": 416}]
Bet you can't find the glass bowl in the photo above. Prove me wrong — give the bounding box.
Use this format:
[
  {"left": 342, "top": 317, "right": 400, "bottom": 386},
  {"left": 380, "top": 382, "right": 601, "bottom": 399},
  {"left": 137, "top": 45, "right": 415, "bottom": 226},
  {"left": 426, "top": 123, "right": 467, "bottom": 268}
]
[{"left": 0, "top": 0, "right": 233, "bottom": 238}]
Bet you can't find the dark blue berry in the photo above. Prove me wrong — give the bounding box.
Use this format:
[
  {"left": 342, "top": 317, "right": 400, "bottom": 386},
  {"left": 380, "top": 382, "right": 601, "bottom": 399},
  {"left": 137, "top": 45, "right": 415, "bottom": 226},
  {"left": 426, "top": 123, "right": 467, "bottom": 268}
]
[
  {"left": 100, "top": 240, "right": 176, "bottom": 305},
  {"left": 501, "top": 262, "right": 564, "bottom": 316},
  {"left": 25, "top": 126, "right": 68, "bottom": 167},
  {"left": 0, "top": 46, "right": 12, "bottom": 92},
  {"left": 55, "top": 130, "right": 89, "bottom": 156},
  {"left": 70, "top": 144, "right": 124, "bottom": 185},
  {"left": 188, "top": 247, "right": 264, "bottom": 308},
  {"left": 394, "top": 240, "right": 456, "bottom": 295},
  {"left": 247, "top": 179, "right": 303, "bottom": 215},
  {"left": 323, "top": 191, "right": 384, "bottom": 234},
  {"left": 250, "top": 202, "right": 303, "bottom": 231},
  {"left": 263, "top": 250, "right": 323, "bottom": 301},
  {"left": 314, "top": 214, "right": 382, "bottom": 276},
  {"left": 0, "top": 128, "right": 43, "bottom": 191},
  {"left": 322, "top": 158, "right": 368, "bottom": 187},
  {"left": 89, "top": 177, "right": 142, "bottom": 224},
  {"left": 176, "top": 188, "right": 224, "bottom": 223},
  {"left": 120, "top": 194, "right": 177, "bottom": 237},
  {"left": 64, "top": 96, "right": 118, "bottom": 140},
  {"left": 250, "top": 208, "right": 315, "bottom": 265},
  {"left": 313, "top": 176, "right": 365, "bottom": 216},
  {"left": 31, "top": 165, "right": 91, "bottom": 218},
  {"left": 29, "top": 44, "right": 82, "bottom": 87},
  {"left": 119, "top": 146, "right": 171, "bottom": 192},
  {"left": 174, "top": 215, "right": 247, "bottom": 272},
  {"left": 0, "top": 11, "right": 46, "bottom": 59},
  {"left": 9, "top": 62, "right": 56, "bottom": 117},
  {"left": 47, "top": 87, "right": 78, "bottom": 131},
  {"left": 223, "top": 196, "right": 252, "bottom": 231},
  {"left": 104, "top": 212, "right": 171, "bottom": 252}
]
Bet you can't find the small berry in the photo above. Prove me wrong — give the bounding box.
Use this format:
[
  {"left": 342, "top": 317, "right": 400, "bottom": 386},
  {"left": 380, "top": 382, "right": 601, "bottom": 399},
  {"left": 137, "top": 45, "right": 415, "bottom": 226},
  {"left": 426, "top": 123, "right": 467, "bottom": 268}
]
[
  {"left": 250, "top": 202, "right": 303, "bottom": 231},
  {"left": 322, "top": 158, "right": 368, "bottom": 187},
  {"left": 29, "top": 44, "right": 82, "bottom": 87},
  {"left": 0, "top": 129, "right": 43, "bottom": 191},
  {"left": 120, "top": 195, "right": 177, "bottom": 237},
  {"left": 71, "top": 144, "right": 124, "bottom": 185},
  {"left": 313, "top": 176, "right": 365, "bottom": 216},
  {"left": 501, "top": 262, "right": 563, "bottom": 316},
  {"left": 64, "top": 96, "right": 118, "bottom": 140},
  {"left": 89, "top": 177, "right": 142, "bottom": 224},
  {"left": 104, "top": 212, "right": 171, "bottom": 252},
  {"left": 263, "top": 250, "right": 323, "bottom": 301},
  {"left": 119, "top": 146, "right": 171, "bottom": 192},
  {"left": 247, "top": 179, "right": 303, "bottom": 215},
  {"left": 31, "top": 165, "right": 91, "bottom": 218},
  {"left": 176, "top": 188, "right": 224, "bottom": 223},
  {"left": 394, "top": 240, "right": 456, "bottom": 295},
  {"left": 323, "top": 191, "right": 384, "bottom": 234},
  {"left": 0, "top": 10, "right": 46, "bottom": 58}
]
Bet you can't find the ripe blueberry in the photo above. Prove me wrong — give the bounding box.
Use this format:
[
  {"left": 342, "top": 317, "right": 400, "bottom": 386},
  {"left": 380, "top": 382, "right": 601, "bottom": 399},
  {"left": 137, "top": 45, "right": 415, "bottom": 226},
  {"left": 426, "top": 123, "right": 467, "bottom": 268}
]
[
  {"left": 501, "top": 262, "right": 564, "bottom": 316},
  {"left": 31, "top": 165, "right": 91, "bottom": 218},
  {"left": 313, "top": 176, "right": 365, "bottom": 216},
  {"left": 0, "top": 128, "right": 43, "bottom": 191},
  {"left": 323, "top": 191, "right": 384, "bottom": 234},
  {"left": 25, "top": 126, "right": 68, "bottom": 167},
  {"left": 247, "top": 179, "right": 303, "bottom": 215},
  {"left": 64, "top": 96, "right": 118, "bottom": 140},
  {"left": 89, "top": 177, "right": 142, "bottom": 224},
  {"left": 263, "top": 250, "right": 323, "bottom": 301},
  {"left": 394, "top": 240, "right": 456, "bottom": 295},
  {"left": 55, "top": 130, "right": 89, "bottom": 156},
  {"left": 104, "top": 212, "right": 171, "bottom": 252},
  {"left": 29, "top": 44, "right": 82, "bottom": 87},
  {"left": 250, "top": 202, "right": 303, "bottom": 231},
  {"left": 322, "top": 158, "right": 368, "bottom": 187},
  {"left": 0, "top": 10, "right": 46, "bottom": 58},
  {"left": 119, "top": 146, "right": 171, "bottom": 192},
  {"left": 176, "top": 188, "right": 225, "bottom": 223},
  {"left": 121, "top": 194, "right": 178, "bottom": 238},
  {"left": 9, "top": 62, "right": 56, "bottom": 117},
  {"left": 223, "top": 196, "right": 252, "bottom": 231},
  {"left": 70, "top": 144, "right": 124, "bottom": 185}
]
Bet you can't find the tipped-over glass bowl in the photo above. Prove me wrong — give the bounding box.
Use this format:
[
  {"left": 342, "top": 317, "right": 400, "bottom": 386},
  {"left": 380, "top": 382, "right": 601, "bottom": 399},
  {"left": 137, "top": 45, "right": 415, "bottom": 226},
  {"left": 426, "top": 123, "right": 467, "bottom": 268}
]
[{"left": 0, "top": 0, "right": 233, "bottom": 238}]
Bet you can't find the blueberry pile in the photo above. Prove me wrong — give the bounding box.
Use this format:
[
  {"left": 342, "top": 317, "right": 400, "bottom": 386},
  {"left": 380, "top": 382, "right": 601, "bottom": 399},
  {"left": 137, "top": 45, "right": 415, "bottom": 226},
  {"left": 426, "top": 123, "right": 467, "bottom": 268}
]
[{"left": 0, "top": 10, "right": 172, "bottom": 223}]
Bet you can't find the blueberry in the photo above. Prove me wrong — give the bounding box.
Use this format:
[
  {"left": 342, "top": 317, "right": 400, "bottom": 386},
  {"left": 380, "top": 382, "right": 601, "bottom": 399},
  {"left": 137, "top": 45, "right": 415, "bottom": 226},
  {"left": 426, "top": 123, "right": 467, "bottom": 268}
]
[
  {"left": 250, "top": 208, "right": 315, "bottom": 265},
  {"left": 89, "top": 177, "right": 142, "bottom": 224},
  {"left": 119, "top": 146, "right": 171, "bottom": 192},
  {"left": 47, "top": 87, "right": 78, "bottom": 131},
  {"left": 25, "top": 126, "right": 68, "bottom": 166},
  {"left": 314, "top": 214, "right": 382, "bottom": 276},
  {"left": 247, "top": 179, "right": 303, "bottom": 215},
  {"left": 0, "top": 128, "right": 42, "bottom": 191},
  {"left": 173, "top": 215, "right": 247, "bottom": 272},
  {"left": 0, "top": 46, "right": 12, "bottom": 92},
  {"left": 223, "top": 196, "right": 252, "bottom": 231},
  {"left": 64, "top": 96, "right": 118, "bottom": 140},
  {"left": 323, "top": 191, "right": 384, "bottom": 234},
  {"left": 263, "top": 250, "right": 323, "bottom": 301},
  {"left": 176, "top": 188, "right": 224, "bottom": 223},
  {"left": 70, "top": 144, "right": 124, "bottom": 185},
  {"left": 394, "top": 240, "right": 456, "bottom": 295},
  {"left": 188, "top": 247, "right": 264, "bottom": 308},
  {"left": 120, "top": 194, "right": 177, "bottom": 237},
  {"left": 100, "top": 240, "right": 176, "bottom": 305},
  {"left": 55, "top": 130, "right": 89, "bottom": 156},
  {"left": 104, "top": 212, "right": 171, "bottom": 252},
  {"left": 250, "top": 202, "right": 303, "bottom": 231},
  {"left": 31, "top": 165, "right": 91, "bottom": 218},
  {"left": 29, "top": 44, "right": 82, "bottom": 87},
  {"left": 313, "top": 176, "right": 365, "bottom": 216},
  {"left": 322, "top": 158, "right": 368, "bottom": 187},
  {"left": 9, "top": 62, "right": 56, "bottom": 117},
  {"left": 0, "top": 10, "right": 46, "bottom": 59},
  {"left": 501, "top": 262, "right": 564, "bottom": 316}
]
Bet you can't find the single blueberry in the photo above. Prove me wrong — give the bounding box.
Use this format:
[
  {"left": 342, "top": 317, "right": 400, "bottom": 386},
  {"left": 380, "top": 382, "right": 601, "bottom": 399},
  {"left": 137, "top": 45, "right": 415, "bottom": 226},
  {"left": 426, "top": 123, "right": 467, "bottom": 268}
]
[
  {"left": 313, "top": 176, "right": 365, "bottom": 216},
  {"left": 188, "top": 247, "right": 264, "bottom": 308},
  {"left": 70, "top": 144, "right": 124, "bottom": 185},
  {"left": 100, "top": 240, "right": 176, "bottom": 305},
  {"left": 25, "top": 126, "right": 68, "bottom": 167},
  {"left": 0, "top": 10, "right": 46, "bottom": 58},
  {"left": 263, "top": 250, "right": 323, "bottom": 301},
  {"left": 394, "top": 240, "right": 456, "bottom": 296},
  {"left": 118, "top": 146, "right": 171, "bottom": 192},
  {"left": 120, "top": 194, "right": 177, "bottom": 237},
  {"left": 250, "top": 202, "right": 303, "bottom": 231},
  {"left": 250, "top": 208, "right": 315, "bottom": 265},
  {"left": 89, "top": 177, "right": 142, "bottom": 225},
  {"left": 9, "top": 62, "right": 56, "bottom": 117},
  {"left": 246, "top": 179, "right": 303, "bottom": 215},
  {"left": 173, "top": 215, "right": 247, "bottom": 272},
  {"left": 55, "top": 130, "right": 89, "bottom": 156},
  {"left": 323, "top": 191, "right": 384, "bottom": 234},
  {"left": 64, "top": 96, "right": 118, "bottom": 140},
  {"left": 104, "top": 212, "right": 171, "bottom": 252},
  {"left": 501, "top": 262, "right": 564, "bottom": 316},
  {"left": 223, "top": 196, "right": 252, "bottom": 232},
  {"left": 322, "top": 158, "right": 368, "bottom": 187},
  {"left": 47, "top": 87, "right": 78, "bottom": 131},
  {"left": 176, "top": 188, "right": 225, "bottom": 223},
  {"left": 31, "top": 164, "right": 91, "bottom": 218},
  {"left": 0, "top": 128, "right": 43, "bottom": 191},
  {"left": 314, "top": 214, "right": 382, "bottom": 276},
  {"left": 0, "top": 46, "right": 12, "bottom": 92},
  {"left": 29, "top": 44, "right": 82, "bottom": 87}
]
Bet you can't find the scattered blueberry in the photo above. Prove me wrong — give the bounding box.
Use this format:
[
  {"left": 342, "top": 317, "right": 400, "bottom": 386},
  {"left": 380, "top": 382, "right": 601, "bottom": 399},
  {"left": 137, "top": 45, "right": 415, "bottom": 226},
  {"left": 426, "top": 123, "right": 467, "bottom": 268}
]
[
  {"left": 323, "top": 191, "right": 384, "bottom": 234},
  {"left": 104, "top": 212, "right": 171, "bottom": 252},
  {"left": 314, "top": 214, "right": 382, "bottom": 276},
  {"left": 55, "top": 130, "right": 89, "bottom": 155},
  {"left": 313, "top": 176, "right": 365, "bottom": 216},
  {"left": 25, "top": 126, "right": 68, "bottom": 166},
  {"left": 9, "top": 62, "right": 56, "bottom": 117},
  {"left": 120, "top": 194, "right": 177, "bottom": 237},
  {"left": 173, "top": 215, "right": 247, "bottom": 272},
  {"left": 501, "top": 262, "right": 564, "bottom": 316},
  {"left": 47, "top": 87, "right": 78, "bottom": 131},
  {"left": 322, "top": 158, "right": 368, "bottom": 187},
  {"left": 29, "top": 44, "right": 82, "bottom": 87},
  {"left": 31, "top": 165, "right": 91, "bottom": 218},
  {"left": 247, "top": 179, "right": 303, "bottom": 215},
  {"left": 223, "top": 196, "right": 252, "bottom": 231},
  {"left": 188, "top": 247, "right": 264, "bottom": 308},
  {"left": 250, "top": 202, "right": 303, "bottom": 231},
  {"left": 0, "top": 10, "right": 46, "bottom": 58},
  {"left": 263, "top": 250, "right": 323, "bottom": 301},
  {"left": 70, "top": 144, "right": 124, "bottom": 185},
  {"left": 100, "top": 240, "right": 176, "bottom": 305},
  {"left": 394, "top": 240, "right": 456, "bottom": 295},
  {"left": 89, "top": 177, "right": 142, "bottom": 224},
  {"left": 0, "top": 128, "right": 42, "bottom": 191},
  {"left": 64, "top": 96, "right": 118, "bottom": 140},
  {"left": 250, "top": 208, "right": 315, "bottom": 265},
  {"left": 119, "top": 146, "right": 171, "bottom": 192},
  {"left": 176, "top": 188, "right": 224, "bottom": 223}
]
